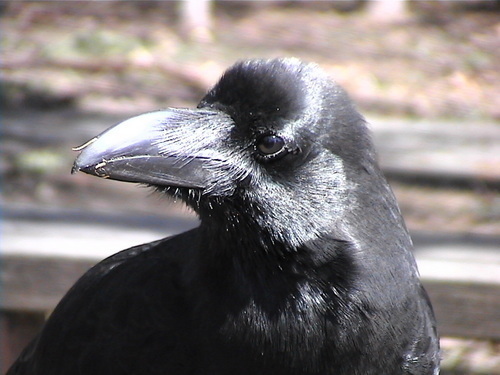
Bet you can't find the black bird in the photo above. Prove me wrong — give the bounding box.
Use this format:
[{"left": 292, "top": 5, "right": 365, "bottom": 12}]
[{"left": 8, "top": 58, "right": 440, "bottom": 375}]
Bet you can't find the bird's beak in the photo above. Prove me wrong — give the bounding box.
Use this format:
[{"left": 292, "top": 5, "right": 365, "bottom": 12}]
[{"left": 72, "top": 109, "right": 244, "bottom": 193}]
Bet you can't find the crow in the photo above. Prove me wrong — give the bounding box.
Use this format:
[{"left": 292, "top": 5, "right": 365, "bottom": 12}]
[{"left": 8, "top": 58, "right": 440, "bottom": 375}]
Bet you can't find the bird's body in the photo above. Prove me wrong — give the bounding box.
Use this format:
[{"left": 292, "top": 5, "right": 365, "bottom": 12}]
[{"left": 8, "top": 58, "right": 439, "bottom": 375}]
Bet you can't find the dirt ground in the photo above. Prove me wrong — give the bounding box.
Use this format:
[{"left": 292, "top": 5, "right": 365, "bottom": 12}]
[
  {"left": 2, "top": 2, "right": 500, "bottom": 374},
  {"left": 2, "top": 1, "right": 500, "bottom": 119}
]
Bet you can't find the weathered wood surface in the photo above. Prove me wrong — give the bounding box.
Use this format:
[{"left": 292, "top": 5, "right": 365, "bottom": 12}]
[
  {"left": 2, "top": 254, "right": 499, "bottom": 341},
  {"left": 0, "top": 311, "right": 46, "bottom": 371},
  {"left": 370, "top": 118, "right": 500, "bottom": 188},
  {"left": 425, "top": 281, "right": 500, "bottom": 341},
  {"left": 4, "top": 110, "right": 500, "bottom": 186},
  {"left": 2, "top": 212, "right": 499, "bottom": 339}
]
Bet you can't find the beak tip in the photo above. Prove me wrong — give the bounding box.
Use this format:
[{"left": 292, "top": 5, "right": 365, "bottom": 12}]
[
  {"left": 71, "top": 139, "right": 99, "bottom": 175},
  {"left": 71, "top": 163, "right": 80, "bottom": 175}
]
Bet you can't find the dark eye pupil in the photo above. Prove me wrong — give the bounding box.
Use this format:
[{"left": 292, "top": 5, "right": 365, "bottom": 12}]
[{"left": 257, "top": 135, "right": 285, "bottom": 155}]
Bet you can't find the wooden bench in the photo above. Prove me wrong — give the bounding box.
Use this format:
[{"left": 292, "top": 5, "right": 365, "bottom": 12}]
[{"left": 1, "top": 215, "right": 499, "bottom": 373}]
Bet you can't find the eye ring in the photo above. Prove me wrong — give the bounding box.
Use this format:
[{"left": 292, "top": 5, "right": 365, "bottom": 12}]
[{"left": 256, "top": 134, "right": 286, "bottom": 157}]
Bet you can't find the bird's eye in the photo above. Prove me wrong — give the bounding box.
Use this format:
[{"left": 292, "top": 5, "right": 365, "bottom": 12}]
[{"left": 256, "top": 134, "right": 285, "bottom": 156}]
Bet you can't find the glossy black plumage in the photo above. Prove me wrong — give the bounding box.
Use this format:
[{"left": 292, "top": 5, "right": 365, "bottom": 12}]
[{"left": 8, "top": 58, "right": 440, "bottom": 375}]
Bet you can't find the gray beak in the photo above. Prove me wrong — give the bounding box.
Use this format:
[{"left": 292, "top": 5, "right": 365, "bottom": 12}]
[{"left": 72, "top": 109, "right": 246, "bottom": 194}]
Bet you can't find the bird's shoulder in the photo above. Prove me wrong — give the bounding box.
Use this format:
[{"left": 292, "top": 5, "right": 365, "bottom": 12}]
[
  {"left": 58, "top": 228, "right": 197, "bottom": 305},
  {"left": 55, "top": 227, "right": 199, "bottom": 324},
  {"left": 8, "top": 229, "right": 199, "bottom": 375}
]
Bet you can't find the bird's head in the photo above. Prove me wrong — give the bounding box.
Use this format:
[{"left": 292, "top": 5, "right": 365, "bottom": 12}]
[{"left": 73, "top": 58, "right": 375, "bottom": 249}]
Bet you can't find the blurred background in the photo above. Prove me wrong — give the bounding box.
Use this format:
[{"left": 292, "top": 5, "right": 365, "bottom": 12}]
[{"left": 1, "top": 1, "right": 499, "bottom": 374}]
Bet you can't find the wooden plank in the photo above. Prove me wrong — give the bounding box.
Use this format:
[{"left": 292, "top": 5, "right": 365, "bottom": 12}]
[
  {"left": 1, "top": 255, "right": 95, "bottom": 312},
  {"left": 1, "top": 255, "right": 500, "bottom": 340},
  {"left": 423, "top": 280, "right": 500, "bottom": 340},
  {"left": 370, "top": 117, "right": 500, "bottom": 186},
  {"left": 0, "top": 311, "right": 45, "bottom": 374}
]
